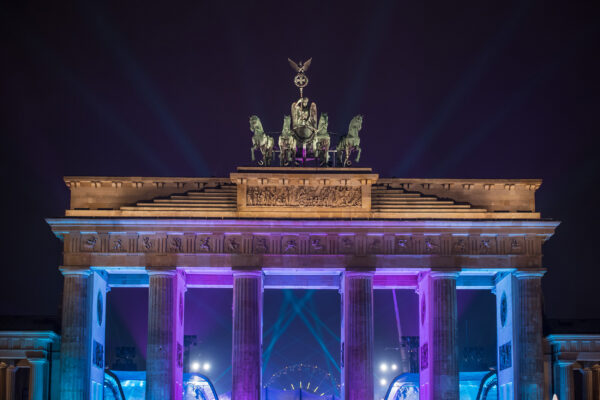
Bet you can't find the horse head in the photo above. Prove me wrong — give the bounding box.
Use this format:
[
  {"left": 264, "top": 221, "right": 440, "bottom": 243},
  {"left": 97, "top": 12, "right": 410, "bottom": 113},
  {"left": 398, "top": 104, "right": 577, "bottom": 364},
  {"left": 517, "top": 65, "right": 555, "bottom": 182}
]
[
  {"left": 249, "top": 115, "right": 264, "bottom": 136},
  {"left": 348, "top": 115, "right": 363, "bottom": 137}
]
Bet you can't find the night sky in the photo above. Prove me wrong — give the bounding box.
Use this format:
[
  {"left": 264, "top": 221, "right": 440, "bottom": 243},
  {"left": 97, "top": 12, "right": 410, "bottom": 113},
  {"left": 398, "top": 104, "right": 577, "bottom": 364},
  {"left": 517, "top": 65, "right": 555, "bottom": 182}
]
[{"left": 1, "top": 0, "right": 599, "bottom": 394}]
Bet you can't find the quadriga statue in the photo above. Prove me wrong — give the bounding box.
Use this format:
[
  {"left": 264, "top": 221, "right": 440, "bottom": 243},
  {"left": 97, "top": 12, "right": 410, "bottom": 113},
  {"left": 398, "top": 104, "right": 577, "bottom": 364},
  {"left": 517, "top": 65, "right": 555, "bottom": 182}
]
[
  {"left": 278, "top": 115, "right": 297, "bottom": 166},
  {"left": 249, "top": 115, "right": 274, "bottom": 166},
  {"left": 313, "top": 113, "right": 331, "bottom": 167},
  {"left": 336, "top": 115, "right": 363, "bottom": 166}
]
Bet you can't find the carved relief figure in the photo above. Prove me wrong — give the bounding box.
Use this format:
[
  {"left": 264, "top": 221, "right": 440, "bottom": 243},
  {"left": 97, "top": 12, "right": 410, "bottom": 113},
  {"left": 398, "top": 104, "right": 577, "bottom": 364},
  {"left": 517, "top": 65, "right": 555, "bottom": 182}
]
[
  {"left": 249, "top": 115, "right": 274, "bottom": 166},
  {"left": 336, "top": 115, "right": 363, "bottom": 166},
  {"left": 169, "top": 237, "right": 183, "bottom": 252},
  {"left": 198, "top": 237, "right": 211, "bottom": 252},
  {"left": 246, "top": 186, "right": 361, "bottom": 207}
]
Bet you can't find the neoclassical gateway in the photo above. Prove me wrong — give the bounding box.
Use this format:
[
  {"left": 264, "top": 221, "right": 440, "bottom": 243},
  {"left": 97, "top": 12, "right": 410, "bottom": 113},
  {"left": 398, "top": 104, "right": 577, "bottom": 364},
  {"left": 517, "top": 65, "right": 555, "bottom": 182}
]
[{"left": 41, "top": 165, "right": 569, "bottom": 400}]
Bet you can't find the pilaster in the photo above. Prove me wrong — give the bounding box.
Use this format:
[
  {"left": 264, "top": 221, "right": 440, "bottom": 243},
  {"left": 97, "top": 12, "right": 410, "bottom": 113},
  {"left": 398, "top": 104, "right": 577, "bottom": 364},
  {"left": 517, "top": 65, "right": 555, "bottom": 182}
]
[
  {"left": 5, "top": 365, "right": 17, "bottom": 400},
  {"left": 60, "top": 269, "right": 90, "bottom": 398},
  {"left": 0, "top": 363, "right": 6, "bottom": 400},
  {"left": 146, "top": 268, "right": 186, "bottom": 400},
  {"left": 418, "top": 271, "right": 459, "bottom": 400},
  {"left": 580, "top": 367, "right": 594, "bottom": 400},
  {"left": 231, "top": 271, "right": 263, "bottom": 400},
  {"left": 514, "top": 271, "right": 545, "bottom": 400},
  {"left": 341, "top": 271, "right": 374, "bottom": 400},
  {"left": 26, "top": 356, "right": 47, "bottom": 400},
  {"left": 553, "top": 360, "right": 574, "bottom": 400}
]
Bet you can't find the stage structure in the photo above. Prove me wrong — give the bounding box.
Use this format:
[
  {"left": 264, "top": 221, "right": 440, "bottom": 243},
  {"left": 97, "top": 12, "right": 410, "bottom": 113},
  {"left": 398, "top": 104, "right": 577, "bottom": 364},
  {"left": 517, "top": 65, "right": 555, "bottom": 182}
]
[{"left": 45, "top": 60, "right": 560, "bottom": 400}]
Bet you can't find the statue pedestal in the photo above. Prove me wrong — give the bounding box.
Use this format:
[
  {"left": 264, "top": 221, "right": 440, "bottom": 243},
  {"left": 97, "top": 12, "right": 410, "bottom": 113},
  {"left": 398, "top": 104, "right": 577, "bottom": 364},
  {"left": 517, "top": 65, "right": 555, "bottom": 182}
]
[{"left": 231, "top": 167, "right": 378, "bottom": 219}]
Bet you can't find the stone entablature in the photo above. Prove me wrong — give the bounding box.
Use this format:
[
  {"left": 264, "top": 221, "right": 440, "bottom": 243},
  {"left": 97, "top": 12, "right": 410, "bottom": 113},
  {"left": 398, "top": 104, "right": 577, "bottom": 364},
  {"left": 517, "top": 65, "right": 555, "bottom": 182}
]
[
  {"left": 48, "top": 219, "right": 557, "bottom": 273},
  {"left": 546, "top": 334, "right": 600, "bottom": 362},
  {"left": 0, "top": 331, "right": 60, "bottom": 359},
  {"left": 62, "top": 168, "right": 543, "bottom": 219}
]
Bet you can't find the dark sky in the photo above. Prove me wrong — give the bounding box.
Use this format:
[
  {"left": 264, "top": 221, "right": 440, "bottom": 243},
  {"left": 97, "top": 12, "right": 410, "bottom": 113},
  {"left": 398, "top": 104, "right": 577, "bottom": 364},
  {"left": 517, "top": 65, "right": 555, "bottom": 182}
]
[{"left": 1, "top": 0, "right": 599, "bottom": 335}]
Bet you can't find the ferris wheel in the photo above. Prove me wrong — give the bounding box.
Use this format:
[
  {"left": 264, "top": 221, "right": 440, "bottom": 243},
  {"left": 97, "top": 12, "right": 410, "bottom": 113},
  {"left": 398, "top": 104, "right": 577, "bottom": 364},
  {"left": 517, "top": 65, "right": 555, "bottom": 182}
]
[{"left": 265, "top": 363, "right": 340, "bottom": 397}]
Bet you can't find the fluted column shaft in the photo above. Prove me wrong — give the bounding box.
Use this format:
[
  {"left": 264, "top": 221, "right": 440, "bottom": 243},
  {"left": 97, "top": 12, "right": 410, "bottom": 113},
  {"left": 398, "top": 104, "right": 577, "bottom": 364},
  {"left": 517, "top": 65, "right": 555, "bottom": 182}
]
[
  {"left": 0, "top": 363, "right": 6, "bottom": 400},
  {"left": 553, "top": 360, "right": 574, "bottom": 400},
  {"left": 592, "top": 366, "right": 600, "bottom": 400},
  {"left": 418, "top": 271, "right": 459, "bottom": 400},
  {"left": 341, "top": 271, "right": 374, "bottom": 400},
  {"left": 5, "top": 366, "right": 17, "bottom": 400},
  {"left": 580, "top": 368, "right": 593, "bottom": 400},
  {"left": 232, "top": 271, "right": 263, "bottom": 400},
  {"left": 146, "top": 269, "right": 186, "bottom": 400},
  {"left": 27, "top": 358, "right": 47, "bottom": 400},
  {"left": 60, "top": 270, "right": 91, "bottom": 399},
  {"left": 515, "top": 272, "right": 544, "bottom": 399}
]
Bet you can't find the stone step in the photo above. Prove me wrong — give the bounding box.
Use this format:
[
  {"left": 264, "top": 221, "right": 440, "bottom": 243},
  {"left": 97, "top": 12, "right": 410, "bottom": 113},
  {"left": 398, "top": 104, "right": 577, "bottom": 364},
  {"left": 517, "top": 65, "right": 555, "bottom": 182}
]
[
  {"left": 372, "top": 200, "right": 457, "bottom": 205},
  {"left": 372, "top": 207, "right": 486, "bottom": 213},
  {"left": 134, "top": 202, "right": 236, "bottom": 209},
  {"left": 167, "top": 196, "right": 236, "bottom": 201},
  {"left": 372, "top": 204, "right": 472, "bottom": 209},
  {"left": 372, "top": 193, "right": 422, "bottom": 198}
]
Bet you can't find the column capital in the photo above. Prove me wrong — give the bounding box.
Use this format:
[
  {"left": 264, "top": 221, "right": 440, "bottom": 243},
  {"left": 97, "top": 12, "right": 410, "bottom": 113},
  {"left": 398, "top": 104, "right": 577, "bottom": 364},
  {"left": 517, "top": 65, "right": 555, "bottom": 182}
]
[
  {"left": 514, "top": 269, "right": 546, "bottom": 279},
  {"left": 555, "top": 359, "right": 576, "bottom": 368},
  {"left": 60, "top": 266, "right": 91, "bottom": 276},
  {"left": 232, "top": 270, "right": 263, "bottom": 278},
  {"left": 428, "top": 270, "right": 460, "bottom": 279},
  {"left": 343, "top": 270, "right": 374, "bottom": 278},
  {"left": 146, "top": 267, "right": 178, "bottom": 276}
]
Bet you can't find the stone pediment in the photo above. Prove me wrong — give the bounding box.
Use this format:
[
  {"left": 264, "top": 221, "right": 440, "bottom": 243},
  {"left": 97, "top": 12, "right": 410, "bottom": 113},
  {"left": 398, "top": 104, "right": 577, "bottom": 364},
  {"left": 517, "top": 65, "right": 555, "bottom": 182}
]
[{"left": 62, "top": 167, "right": 542, "bottom": 219}]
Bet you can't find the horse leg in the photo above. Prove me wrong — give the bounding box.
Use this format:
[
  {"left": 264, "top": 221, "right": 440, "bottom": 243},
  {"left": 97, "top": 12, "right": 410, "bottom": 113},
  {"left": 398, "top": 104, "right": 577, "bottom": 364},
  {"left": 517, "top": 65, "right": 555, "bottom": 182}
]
[
  {"left": 251, "top": 144, "right": 256, "bottom": 162},
  {"left": 356, "top": 146, "right": 362, "bottom": 162}
]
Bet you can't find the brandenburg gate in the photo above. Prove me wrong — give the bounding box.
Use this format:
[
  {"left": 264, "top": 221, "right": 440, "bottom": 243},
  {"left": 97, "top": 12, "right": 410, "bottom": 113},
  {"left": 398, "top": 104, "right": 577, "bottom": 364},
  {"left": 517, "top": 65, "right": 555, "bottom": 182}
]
[{"left": 47, "top": 167, "right": 558, "bottom": 399}]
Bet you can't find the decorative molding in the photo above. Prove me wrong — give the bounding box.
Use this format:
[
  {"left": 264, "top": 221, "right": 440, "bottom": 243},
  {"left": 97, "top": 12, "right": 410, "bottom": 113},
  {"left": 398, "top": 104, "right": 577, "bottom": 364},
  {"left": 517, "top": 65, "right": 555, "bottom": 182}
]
[{"left": 246, "top": 186, "right": 362, "bottom": 208}]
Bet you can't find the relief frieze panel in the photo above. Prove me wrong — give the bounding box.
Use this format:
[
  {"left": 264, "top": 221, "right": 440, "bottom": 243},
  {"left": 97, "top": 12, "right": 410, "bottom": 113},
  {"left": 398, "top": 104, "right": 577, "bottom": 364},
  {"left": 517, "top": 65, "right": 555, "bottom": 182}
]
[
  {"left": 139, "top": 235, "right": 156, "bottom": 253},
  {"left": 395, "top": 236, "right": 413, "bottom": 254},
  {"left": 338, "top": 235, "right": 356, "bottom": 254},
  {"left": 282, "top": 236, "right": 299, "bottom": 254},
  {"left": 224, "top": 235, "right": 242, "bottom": 254},
  {"left": 167, "top": 235, "right": 185, "bottom": 253},
  {"left": 81, "top": 234, "right": 99, "bottom": 252},
  {"left": 65, "top": 232, "right": 544, "bottom": 257},
  {"left": 246, "top": 186, "right": 362, "bottom": 208},
  {"left": 309, "top": 236, "right": 327, "bottom": 254}
]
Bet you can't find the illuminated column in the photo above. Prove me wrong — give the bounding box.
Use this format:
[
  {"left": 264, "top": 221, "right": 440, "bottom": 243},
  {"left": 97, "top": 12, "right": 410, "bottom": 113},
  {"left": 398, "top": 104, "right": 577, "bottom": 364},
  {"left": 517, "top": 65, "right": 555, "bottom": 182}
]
[
  {"left": 0, "top": 363, "right": 6, "bottom": 400},
  {"left": 232, "top": 271, "right": 263, "bottom": 400},
  {"left": 515, "top": 271, "right": 544, "bottom": 399},
  {"left": 146, "top": 269, "right": 186, "bottom": 400},
  {"left": 341, "top": 271, "right": 374, "bottom": 400},
  {"left": 553, "top": 360, "right": 574, "bottom": 400},
  {"left": 495, "top": 271, "right": 545, "bottom": 400},
  {"left": 592, "top": 365, "right": 600, "bottom": 400},
  {"left": 418, "top": 271, "right": 459, "bottom": 400},
  {"left": 60, "top": 269, "right": 107, "bottom": 399},
  {"left": 581, "top": 367, "right": 593, "bottom": 400},
  {"left": 5, "top": 365, "right": 17, "bottom": 400},
  {"left": 26, "top": 355, "right": 47, "bottom": 400}
]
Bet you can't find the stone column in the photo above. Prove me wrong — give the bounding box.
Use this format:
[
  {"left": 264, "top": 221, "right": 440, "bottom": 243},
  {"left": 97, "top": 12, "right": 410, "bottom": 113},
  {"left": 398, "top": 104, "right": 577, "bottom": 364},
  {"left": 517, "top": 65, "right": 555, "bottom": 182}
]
[
  {"left": 581, "top": 368, "right": 594, "bottom": 400},
  {"left": 231, "top": 271, "right": 263, "bottom": 400},
  {"left": 60, "top": 269, "right": 92, "bottom": 399},
  {"left": 514, "top": 271, "right": 545, "bottom": 399},
  {"left": 26, "top": 356, "right": 47, "bottom": 400},
  {"left": 591, "top": 365, "right": 600, "bottom": 400},
  {"left": 341, "top": 271, "right": 374, "bottom": 400},
  {"left": 418, "top": 271, "right": 459, "bottom": 400},
  {"left": 5, "top": 365, "right": 17, "bottom": 400},
  {"left": 146, "top": 269, "right": 186, "bottom": 400},
  {"left": 552, "top": 360, "right": 574, "bottom": 400},
  {"left": 0, "top": 363, "right": 6, "bottom": 400}
]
